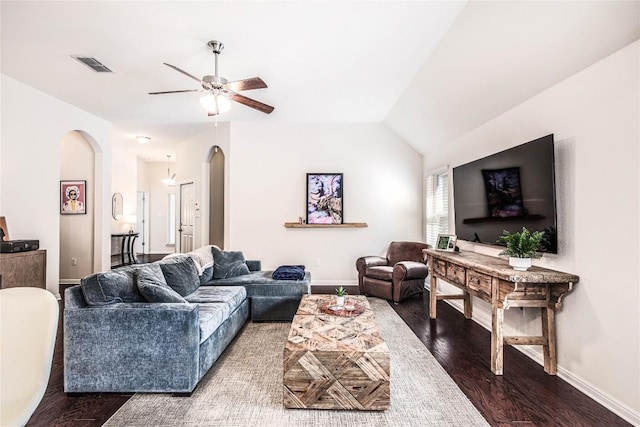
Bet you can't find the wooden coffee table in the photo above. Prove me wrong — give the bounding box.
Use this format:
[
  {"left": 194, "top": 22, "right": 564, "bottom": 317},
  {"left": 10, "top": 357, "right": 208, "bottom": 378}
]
[{"left": 283, "top": 294, "right": 390, "bottom": 410}]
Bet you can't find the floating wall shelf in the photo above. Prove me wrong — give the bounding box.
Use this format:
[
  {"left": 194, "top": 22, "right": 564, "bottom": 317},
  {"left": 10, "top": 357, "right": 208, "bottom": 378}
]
[
  {"left": 462, "top": 215, "right": 545, "bottom": 224},
  {"left": 284, "top": 222, "right": 368, "bottom": 228}
]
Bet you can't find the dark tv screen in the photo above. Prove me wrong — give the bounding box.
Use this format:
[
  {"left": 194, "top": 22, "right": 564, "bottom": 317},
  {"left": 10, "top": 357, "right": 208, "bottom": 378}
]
[{"left": 453, "top": 134, "right": 557, "bottom": 253}]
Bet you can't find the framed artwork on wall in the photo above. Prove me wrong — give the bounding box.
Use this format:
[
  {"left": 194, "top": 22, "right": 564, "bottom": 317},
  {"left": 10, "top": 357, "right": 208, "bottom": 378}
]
[
  {"left": 306, "top": 173, "right": 343, "bottom": 224},
  {"left": 60, "top": 180, "right": 87, "bottom": 215}
]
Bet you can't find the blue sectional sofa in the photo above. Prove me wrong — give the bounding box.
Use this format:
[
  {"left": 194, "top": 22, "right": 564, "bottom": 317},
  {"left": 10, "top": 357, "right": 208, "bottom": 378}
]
[{"left": 64, "top": 246, "right": 310, "bottom": 394}]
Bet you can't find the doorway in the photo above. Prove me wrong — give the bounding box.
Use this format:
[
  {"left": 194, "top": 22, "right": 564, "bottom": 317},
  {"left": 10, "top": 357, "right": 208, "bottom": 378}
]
[
  {"left": 59, "top": 131, "right": 95, "bottom": 283},
  {"left": 208, "top": 145, "right": 225, "bottom": 249},
  {"left": 179, "top": 182, "right": 195, "bottom": 253}
]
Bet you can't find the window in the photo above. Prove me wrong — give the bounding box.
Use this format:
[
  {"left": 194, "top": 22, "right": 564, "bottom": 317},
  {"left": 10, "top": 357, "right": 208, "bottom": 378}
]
[
  {"left": 167, "top": 193, "right": 176, "bottom": 246},
  {"left": 425, "top": 167, "right": 449, "bottom": 247}
]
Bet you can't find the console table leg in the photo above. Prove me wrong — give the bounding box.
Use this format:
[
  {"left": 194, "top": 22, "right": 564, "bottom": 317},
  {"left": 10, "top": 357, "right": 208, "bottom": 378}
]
[
  {"left": 429, "top": 274, "right": 437, "bottom": 319},
  {"left": 491, "top": 306, "right": 504, "bottom": 375},
  {"left": 120, "top": 236, "right": 126, "bottom": 266},
  {"left": 463, "top": 292, "right": 472, "bottom": 319},
  {"left": 542, "top": 307, "right": 557, "bottom": 375}
]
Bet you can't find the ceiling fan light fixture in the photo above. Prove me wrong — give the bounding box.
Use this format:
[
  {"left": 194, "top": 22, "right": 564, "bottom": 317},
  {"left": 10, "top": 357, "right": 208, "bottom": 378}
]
[{"left": 200, "top": 91, "right": 232, "bottom": 115}]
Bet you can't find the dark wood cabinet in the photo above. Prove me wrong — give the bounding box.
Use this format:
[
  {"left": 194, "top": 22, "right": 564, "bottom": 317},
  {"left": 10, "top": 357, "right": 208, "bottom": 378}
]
[{"left": 0, "top": 249, "right": 46, "bottom": 289}]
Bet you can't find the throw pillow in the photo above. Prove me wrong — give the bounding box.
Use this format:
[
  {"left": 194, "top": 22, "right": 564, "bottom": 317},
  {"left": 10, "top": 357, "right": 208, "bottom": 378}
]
[
  {"left": 157, "top": 255, "right": 201, "bottom": 297},
  {"left": 200, "top": 265, "right": 215, "bottom": 284},
  {"left": 212, "top": 246, "right": 250, "bottom": 279},
  {"left": 135, "top": 264, "right": 187, "bottom": 303},
  {"left": 81, "top": 265, "right": 145, "bottom": 306}
]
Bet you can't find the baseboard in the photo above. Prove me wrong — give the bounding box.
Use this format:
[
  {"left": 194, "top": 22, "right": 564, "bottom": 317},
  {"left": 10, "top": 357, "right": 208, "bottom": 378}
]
[
  {"left": 310, "top": 279, "right": 358, "bottom": 287},
  {"left": 441, "top": 298, "right": 640, "bottom": 425},
  {"left": 60, "top": 279, "right": 80, "bottom": 285}
]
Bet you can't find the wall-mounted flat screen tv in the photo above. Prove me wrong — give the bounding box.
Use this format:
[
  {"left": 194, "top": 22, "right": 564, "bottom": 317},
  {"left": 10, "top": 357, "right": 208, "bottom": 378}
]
[{"left": 453, "top": 134, "right": 557, "bottom": 253}]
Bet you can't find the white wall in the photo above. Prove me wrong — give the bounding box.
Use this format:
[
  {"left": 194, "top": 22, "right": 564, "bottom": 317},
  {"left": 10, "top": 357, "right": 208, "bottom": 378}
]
[
  {"left": 60, "top": 132, "right": 94, "bottom": 281},
  {"left": 423, "top": 42, "right": 639, "bottom": 422},
  {"left": 228, "top": 122, "right": 424, "bottom": 282},
  {"left": 0, "top": 75, "right": 112, "bottom": 296},
  {"left": 174, "top": 122, "right": 424, "bottom": 282}
]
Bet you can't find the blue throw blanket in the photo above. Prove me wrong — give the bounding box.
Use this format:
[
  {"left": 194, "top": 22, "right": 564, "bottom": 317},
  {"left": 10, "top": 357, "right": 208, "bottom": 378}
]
[{"left": 272, "top": 265, "right": 305, "bottom": 281}]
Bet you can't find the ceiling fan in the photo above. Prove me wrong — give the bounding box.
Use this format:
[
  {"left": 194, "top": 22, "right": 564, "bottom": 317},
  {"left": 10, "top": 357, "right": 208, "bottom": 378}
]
[{"left": 149, "top": 40, "right": 274, "bottom": 116}]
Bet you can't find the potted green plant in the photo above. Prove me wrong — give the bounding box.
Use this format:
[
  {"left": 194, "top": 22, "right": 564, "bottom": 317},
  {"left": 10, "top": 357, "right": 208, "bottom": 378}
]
[
  {"left": 335, "top": 286, "right": 347, "bottom": 306},
  {"left": 496, "top": 227, "right": 544, "bottom": 271}
]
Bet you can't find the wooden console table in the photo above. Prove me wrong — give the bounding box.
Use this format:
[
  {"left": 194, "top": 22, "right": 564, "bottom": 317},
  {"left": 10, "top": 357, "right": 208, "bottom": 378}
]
[
  {"left": 111, "top": 233, "right": 139, "bottom": 267},
  {"left": 424, "top": 249, "right": 578, "bottom": 376}
]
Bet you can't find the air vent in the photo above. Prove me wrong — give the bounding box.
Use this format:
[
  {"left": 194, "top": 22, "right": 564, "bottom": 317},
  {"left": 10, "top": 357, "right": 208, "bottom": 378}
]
[{"left": 71, "top": 56, "right": 113, "bottom": 73}]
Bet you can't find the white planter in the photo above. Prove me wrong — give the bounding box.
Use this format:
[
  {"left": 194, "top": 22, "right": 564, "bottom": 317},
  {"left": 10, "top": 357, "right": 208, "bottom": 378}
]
[
  {"left": 509, "top": 257, "right": 532, "bottom": 271},
  {"left": 336, "top": 296, "right": 345, "bottom": 306}
]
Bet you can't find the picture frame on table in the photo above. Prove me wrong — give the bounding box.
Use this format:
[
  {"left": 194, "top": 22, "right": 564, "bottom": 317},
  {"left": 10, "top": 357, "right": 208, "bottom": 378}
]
[
  {"left": 60, "top": 180, "right": 87, "bottom": 215},
  {"left": 306, "top": 173, "right": 343, "bottom": 225},
  {"left": 436, "top": 234, "right": 457, "bottom": 252}
]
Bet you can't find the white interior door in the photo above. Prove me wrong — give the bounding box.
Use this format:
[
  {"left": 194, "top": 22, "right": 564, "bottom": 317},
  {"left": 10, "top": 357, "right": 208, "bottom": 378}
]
[
  {"left": 135, "top": 191, "right": 149, "bottom": 254},
  {"left": 179, "top": 182, "right": 195, "bottom": 253}
]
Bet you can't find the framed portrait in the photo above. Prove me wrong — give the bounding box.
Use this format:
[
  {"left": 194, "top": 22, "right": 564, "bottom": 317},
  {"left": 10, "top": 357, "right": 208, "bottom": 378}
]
[
  {"left": 60, "top": 180, "right": 87, "bottom": 215},
  {"left": 0, "top": 216, "right": 9, "bottom": 241},
  {"left": 436, "top": 234, "right": 457, "bottom": 252},
  {"left": 306, "top": 173, "right": 343, "bottom": 224},
  {"left": 481, "top": 167, "right": 524, "bottom": 218}
]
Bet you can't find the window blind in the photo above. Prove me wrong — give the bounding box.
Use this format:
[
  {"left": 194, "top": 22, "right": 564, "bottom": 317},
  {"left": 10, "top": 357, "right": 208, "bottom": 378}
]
[{"left": 425, "top": 168, "right": 449, "bottom": 247}]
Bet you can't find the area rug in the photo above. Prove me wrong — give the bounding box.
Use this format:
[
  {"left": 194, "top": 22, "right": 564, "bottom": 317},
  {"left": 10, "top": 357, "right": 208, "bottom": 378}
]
[{"left": 104, "top": 298, "right": 489, "bottom": 426}]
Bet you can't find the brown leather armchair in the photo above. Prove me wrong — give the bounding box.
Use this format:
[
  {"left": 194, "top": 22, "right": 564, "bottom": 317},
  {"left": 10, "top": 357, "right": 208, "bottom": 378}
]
[{"left": 356, "top": 241, "right": 430, "bottom": 304}]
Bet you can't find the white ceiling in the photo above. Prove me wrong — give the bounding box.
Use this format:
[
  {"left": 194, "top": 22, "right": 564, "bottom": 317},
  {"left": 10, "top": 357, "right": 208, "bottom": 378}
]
[
  {"left": 1, "top": 1, "right": 638, "bottom": 162},
  {"left": 385, "top": 1, "right": 640, "bottom": 155}
]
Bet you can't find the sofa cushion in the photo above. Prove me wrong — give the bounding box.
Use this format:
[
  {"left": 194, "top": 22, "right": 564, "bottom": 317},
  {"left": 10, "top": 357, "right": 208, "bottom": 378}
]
[
  {"left": 184, "top": 286, "right": 247, "bottom": 308},
  {"left": 366, "top": 265, "right": 394, "bottom": 281},
  {"left": 196, "top": 303, "right": 228, "bottom": 344},
  {"left": 157, "top": 255, "right": 201, "bottom": 297},
  {"left": 184, "top": 286, "right": 247, "bottom": 343},
  {"left": 81, "top": 265, "right": 145, "bottom": 306},
  {"left": 212, "top": 247, "right": 250, "bottom": 279},
  {"left": 135, "top": 264, "right": 187, "bottom": 303},
  {"left": 202, "top": 271, "right": 311, "bottom": 297}
]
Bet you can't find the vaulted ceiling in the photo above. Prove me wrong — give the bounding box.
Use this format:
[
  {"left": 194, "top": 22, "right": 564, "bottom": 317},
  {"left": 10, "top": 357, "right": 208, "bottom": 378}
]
[{"left": 2, "top": 1, "right": 638, "bottom": 161}]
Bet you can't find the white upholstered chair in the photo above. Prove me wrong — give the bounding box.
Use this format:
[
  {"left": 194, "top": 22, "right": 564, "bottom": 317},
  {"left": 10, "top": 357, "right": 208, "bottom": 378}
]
[{"left": 1, "top": 287, "right": 59, "bottom": 427}]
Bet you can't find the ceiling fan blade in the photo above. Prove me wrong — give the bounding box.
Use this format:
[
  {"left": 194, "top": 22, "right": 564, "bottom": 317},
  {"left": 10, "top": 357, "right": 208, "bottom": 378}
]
[
  {"left": 163, "top": 63, "right": 202, "bottom": 84},
  {"left": 224, "top": 77, "right": 268, "bottom": 92},
  {"left": 148, "top": 89, "right": 202, "bottom": 95},
  {"left": 230, "top": 93, "right": 274, "bottom": 114}
]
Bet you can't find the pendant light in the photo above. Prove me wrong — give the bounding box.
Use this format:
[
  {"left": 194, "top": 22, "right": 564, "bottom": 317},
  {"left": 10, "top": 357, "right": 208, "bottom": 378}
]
[{"left": 162, "top": 154, "right": 176, "bottom": 186}]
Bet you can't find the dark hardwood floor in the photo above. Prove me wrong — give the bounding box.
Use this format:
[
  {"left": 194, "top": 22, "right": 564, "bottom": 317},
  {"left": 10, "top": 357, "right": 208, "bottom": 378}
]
[
  {"left": 388, "top": 294, "right": 630, "bottom": 427},
  {"left": 27, "top": 287, "right": 630, "bottom": 426}
]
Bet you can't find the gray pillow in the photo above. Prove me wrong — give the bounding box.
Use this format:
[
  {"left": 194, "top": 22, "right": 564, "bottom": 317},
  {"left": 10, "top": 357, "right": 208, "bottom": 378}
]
[
  {"left": 157, "top": 255, "right": 201, "bottom": 297},
  {"left": 200, "top": 265, "right": 214, "bottom": 284},
  {"left": 212, "top": 246, "right": 250, "bottom": 279},
  {"left": 81, "top": 265, "right": 145, "bottom": 306},
  {"left": 135, "top": 264, "right": 187, "bottom": 303}
]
